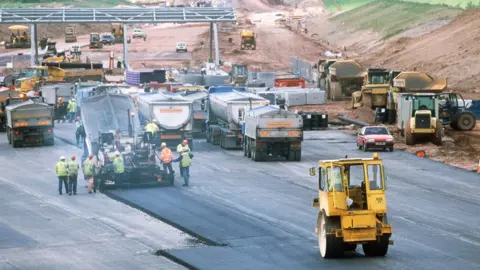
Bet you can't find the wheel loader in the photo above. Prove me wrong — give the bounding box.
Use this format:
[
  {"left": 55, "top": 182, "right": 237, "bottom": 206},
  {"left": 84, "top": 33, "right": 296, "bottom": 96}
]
[
  {"left": 310, "top": 153, "right": 393, "bottom": 258},
  {"left": 326, "top": 60, "right": 365, "bottom": 101},
  {"left": 397, "top": 93, "right": 443, "bottom": 145}
]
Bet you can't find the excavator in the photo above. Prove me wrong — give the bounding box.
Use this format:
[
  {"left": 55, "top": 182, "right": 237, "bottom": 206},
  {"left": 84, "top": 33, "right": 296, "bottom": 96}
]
[{"left": 111, "top": 23, "right": 131, "bottom": 44}]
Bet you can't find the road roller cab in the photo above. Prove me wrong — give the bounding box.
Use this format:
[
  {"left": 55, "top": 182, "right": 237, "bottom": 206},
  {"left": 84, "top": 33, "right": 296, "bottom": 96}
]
[{"left": 310, "top": 153, "right": 393, "bottom": 258}]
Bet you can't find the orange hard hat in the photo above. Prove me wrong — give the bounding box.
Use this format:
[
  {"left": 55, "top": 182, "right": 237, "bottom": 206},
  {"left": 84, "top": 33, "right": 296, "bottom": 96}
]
[
  {"left": 89, "top": 154, "right": 94, "bottom": 159},
  {"left": 71, "top": 155, "right": 76, "bottom": 160}
]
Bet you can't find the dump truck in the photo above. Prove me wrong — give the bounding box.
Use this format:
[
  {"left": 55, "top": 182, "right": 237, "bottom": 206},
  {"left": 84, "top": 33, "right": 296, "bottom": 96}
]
[
  {"left": 136, "top": 92, "right": 194, "bottom": 149},
  {"left": 4, "top": 25, "right": 31, "bottom": 49},
  {"left": 65, "top": 26, "right": 77, "bottom": 43},
  {"left": 311, "top": 153, "right": 393, "bottom": 258},
  {"left": 240, "top": 30, "right": 256, "bottom": 50},
  {"left": 243, "top": 105, "right": 303, "bottom": 161},
  {"left": 386, "top": 71, "right": 447, "bottom": 124},
  {"left": 206, "top": 86, "right": 268, "bottom": 149},
  {"left": 316, "top": 59, "right": 337, "bottom": 90},
  {"left": 352, "top": 68, "right": 401, "bottom": 109},
  {"left": 6, "top": 99, "right": 54, "bottom": 147},
  {"left": 397, "top": 93, "right": 443, "bottom": 145},
  {"left": 14, "top": 66, "right": 104, "bottom": 93},
  {"left": 326, "top": 60, "right": 365, "bottom": 101},
  {"left": 179, "top": 91, "right": 208, "bottom": 138},
  {"left": 89, "top": 33, "right": 103, "bottom": 49},
  {"left": 0, "top": 89, "right": 22, "bottom": 131},
  {"left": 40, "top": 83, "right": 76, "bottom": 120}
]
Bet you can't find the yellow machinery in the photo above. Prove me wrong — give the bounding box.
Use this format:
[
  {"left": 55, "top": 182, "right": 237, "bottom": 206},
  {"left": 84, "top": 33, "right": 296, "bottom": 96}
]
[
  {"left": 4, "top": 25, "right": 31, "bottom": 49},
  {"left": 111, "top": 23, "right": 131, "bottom": 44},
  {"left": 14, "top": 66, "right": 104, "bottom": 93},
  {"left": 65, "top": 26, "right": 77, "bottom": 43},
  {"left": 240, "top": 30, "right": 256, "bottom": 50},
  {"left": 352, "top": 69, "right": 401, "bottom": 109},
  {"left": 310, "top": 153, "right": 393, "bottom": 258},
  {"left": 326, "top": 59, "right": 365, "bottom": 101},
  {"left": 89, "top": 33, "right": 103, "bottom": 49}
]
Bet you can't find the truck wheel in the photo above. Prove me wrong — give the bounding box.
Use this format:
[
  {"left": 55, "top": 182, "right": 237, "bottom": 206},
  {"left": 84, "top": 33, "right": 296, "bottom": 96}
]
[
  {"left": 294, "top": 151, "right": 301, "bottom": 161},
  {"left": 247, "top": 139, "right": 252, "bottom": 158},
  {"left": 456, "top": 113, "right": 476, "bottom": 131},
  {"left": 287, "top": 150, "right": 295, "bottom": 161},
  {"left": 343, "top": 243, "right": 357, "bottom": 252},
  {"left": 12, "top": 141, "right": 19, "bottom": 148},
  {"left": 45, "top": 138, "right": 54, "bottom": 146},
  {"left": 362, "top": 235, "right": 389, "bottom": 257},
  {"left": 318, "top": 211, "right": 342, "bottom": 258},
  {"left": 405, "top": 121, "right": 415, "bottom": 146},
  {"left": 432, "top": 120, "right": 442, "bottom": 146},
  {"left": 243, "top": 140, "right": 247, "bottom": 157}
]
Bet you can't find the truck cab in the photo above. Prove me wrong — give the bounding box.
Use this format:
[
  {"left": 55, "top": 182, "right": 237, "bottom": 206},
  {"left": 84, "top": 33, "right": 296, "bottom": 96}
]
[{"left": 230, "top": 64, "right": 248, "bottom": 85}]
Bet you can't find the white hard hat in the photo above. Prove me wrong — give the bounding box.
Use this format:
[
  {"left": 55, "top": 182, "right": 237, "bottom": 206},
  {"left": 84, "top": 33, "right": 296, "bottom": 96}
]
[
  {"left": 115, "top": 151, "right": 121, "bottom": 156},
  {"left": 152, "top": 119, "right": 158, "bottom": 123},
  {"left": 60, "top": 156, "right": 66, "bottom": 160}
]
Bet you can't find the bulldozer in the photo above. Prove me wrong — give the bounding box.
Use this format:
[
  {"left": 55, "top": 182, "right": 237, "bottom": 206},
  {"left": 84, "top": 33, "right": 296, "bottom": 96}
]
[
  {"left": 89, "top": 33, "right": 103, "bottom": 49},
  {"left": 310, "top": 153, "right": 393, "bottom": 258},
  {"left": 4, "top": 25, "right": 31, "bottom": 49},
  {"left": 352, "top": 69, "right": 401, "bottom": 109},
  {"left": 397, "top": 93, "right": 443, "bottom": 145},
  {"left": 111, "top": 23, "right": 131, "bottom": 44},
  {"left": 240, "top": 30, "right": 256, "bottom": 50},
  {"left": 14, "top": 65, "right": 104, "bottom": 93},
  {"left": 65, "top": 26, "right": 77, "bottom": 43},
  {"left": 325, "top": 59, "right": 365, "bottom": 101}
]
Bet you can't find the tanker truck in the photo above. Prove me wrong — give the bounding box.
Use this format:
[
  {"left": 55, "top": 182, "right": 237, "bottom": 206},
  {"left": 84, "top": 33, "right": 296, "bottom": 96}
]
[
  {"left": 243, "top": 105, "right": 303, "bottom": 161},
  {"left": 6, "top": 99, "right": 54, "bottom": 148},
  {"left": 136, "top": 92, "right": 194, "bottom": 149},
  {"left": 206, "top": 86, "right": 268, "bottom": 149}
]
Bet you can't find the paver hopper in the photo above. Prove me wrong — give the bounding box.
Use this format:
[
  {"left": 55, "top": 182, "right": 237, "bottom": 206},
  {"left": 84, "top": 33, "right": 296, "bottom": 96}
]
[{"left": 326, "top": 60, "right": 365, "bottom": 101}]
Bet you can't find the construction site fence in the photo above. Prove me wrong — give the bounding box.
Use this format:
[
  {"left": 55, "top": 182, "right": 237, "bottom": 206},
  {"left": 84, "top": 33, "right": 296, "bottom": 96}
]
[
  {"left": 248, "top": 72, "right": 275, "bottom": 87},
  {"left": 176, "top": 74, "right": 230, "bottom": 86},
  {"left": 289, "top": 56, "right": 314, "bottom": 82}
]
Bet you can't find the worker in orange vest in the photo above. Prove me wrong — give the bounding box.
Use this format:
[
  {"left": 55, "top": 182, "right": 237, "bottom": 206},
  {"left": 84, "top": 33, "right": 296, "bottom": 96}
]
[{"left": 159, "top": 142, "right": 174, "bottom": 175}]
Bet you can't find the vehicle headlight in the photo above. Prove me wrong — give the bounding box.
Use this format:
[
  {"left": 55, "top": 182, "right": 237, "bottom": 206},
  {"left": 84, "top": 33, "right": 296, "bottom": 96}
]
[
  {"left": 367, "top": 139, "right": 375, "bottom": 143},
  {"left": 386, "top": 138, "right": 393, "bottom": 142}
]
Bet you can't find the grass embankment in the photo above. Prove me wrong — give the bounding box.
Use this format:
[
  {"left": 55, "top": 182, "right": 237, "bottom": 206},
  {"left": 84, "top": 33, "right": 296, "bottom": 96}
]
[
  {"left": 321, "top": 0, "right": 479, "bottom": 12},
  {"left": 329, "top": 0, "right": 462, "bottom": 39},
  {"left": 0, "top": 0, "right": 133, "bottom": 8}
]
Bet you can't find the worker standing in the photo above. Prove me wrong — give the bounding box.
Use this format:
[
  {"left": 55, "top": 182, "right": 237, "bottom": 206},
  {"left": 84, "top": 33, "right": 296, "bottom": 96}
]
[
  {"left": 84, "top": 154, "right": 96, "bottom": 194},
  {"left": 176, "top": 140, "right": 190, "bottom": 177},
  {"left": 113, "top": 151, "right": 125, "bottom": 185},
  {"left": 75, "top": 116, "right": 85, "bottom": 145},
  {"left": 144, "top": 120, "right": 159, "bottom": 144},
  {"left": 173, "top": 147, "right": 193, "bottom": 186},
  {"left": 68, "top": 156, "right": 79, "bottom": 196},
  {"left": 67, "top": 99, "right": 77, "bottom": 123},
  {"left": 160, "top": 142, "right": 174, "bottom": 175},
  {"left": 55, "top": 156, "right": 69, "bottom": 195}
]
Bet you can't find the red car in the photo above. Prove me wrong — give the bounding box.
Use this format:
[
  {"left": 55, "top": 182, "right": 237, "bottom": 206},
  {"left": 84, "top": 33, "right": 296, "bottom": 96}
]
[{"left": 357, "top": 126, "right": 394, "bottom": 152}]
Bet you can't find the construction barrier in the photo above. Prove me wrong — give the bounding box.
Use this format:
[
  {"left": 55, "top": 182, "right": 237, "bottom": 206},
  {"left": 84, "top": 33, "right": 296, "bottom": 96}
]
[{"left": 289, "top": 56, "right": 314, "bottom": 83}]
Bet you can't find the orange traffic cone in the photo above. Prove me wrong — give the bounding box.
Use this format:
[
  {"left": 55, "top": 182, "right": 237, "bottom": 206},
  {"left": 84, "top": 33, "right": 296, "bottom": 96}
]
[{"left": 477, "top": 160, "right": 480, "bottom": 174}]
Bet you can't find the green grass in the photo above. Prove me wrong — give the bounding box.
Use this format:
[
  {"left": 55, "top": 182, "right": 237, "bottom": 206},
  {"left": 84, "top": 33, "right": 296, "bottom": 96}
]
[
  {"left": 329, "top": 0, "right": 462, "bottom": 39},
  {"left": 321, "top": 0, "right": 479, "bottom": 12},
  {"left": 0, "top": 0, "right": 134, "bottom": 8}
]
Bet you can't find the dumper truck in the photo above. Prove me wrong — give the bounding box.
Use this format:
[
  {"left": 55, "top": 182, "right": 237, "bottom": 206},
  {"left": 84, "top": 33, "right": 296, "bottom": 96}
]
[
  {"left": 6, "top": 99, "right": 54, "bottom": 147},
  {"left": 243, "top": 105, "right": 303, "bottom": 161},
  {"left": 0, "top": 89, "right": 22, "bottom": 131},
  {"left": 316, "top": 59, "right": 337, "bottom": 90},
  {"left": 206, "top": 86, "right": 268, "bottom": 149},
  {"left": 326, "top": 60, "right": 365, "bottom": 101},
  {"left": 136, "top": 92, "right": 194, "bottom": 149},
  {"left": 352, "top": 68, "right": 401, "bottom": 109},
  {"left": 65, "top": 26, "right": 77, "bottom": 43},
  {"left": 240, "top": 30, "right": 256, "bottom": 50},
  {"left": 179, "top": 91, "right": 208, "bottom": 138}
]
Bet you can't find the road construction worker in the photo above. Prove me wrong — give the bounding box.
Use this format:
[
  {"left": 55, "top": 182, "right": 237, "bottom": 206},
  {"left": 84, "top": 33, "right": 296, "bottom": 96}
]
[
  {"left": 84, "top": 154, "right": 96, "bottom": 193},
  {"left": 113, "top": 151, "right": 125, "bottom": 184},
  {"left": 160, "top": 142, "right": 174, "bottom": 175},
  {"left": 56, "top": 156, "right": 69, "bottom": 195},
  {"left": 67, "top": 99, "right": 77, "bottom": 123},
  {"left": 144, "top": 120, "right": 159, "bottom": 144},
  {"left": 176, "top": 140, "right": 190, "bottom": 177},
  {"left": 173, "top": 147, "right": 194, "bottom": 186},
  {"left": 68, "top": 156, "right": 79, "bottom": 196}
]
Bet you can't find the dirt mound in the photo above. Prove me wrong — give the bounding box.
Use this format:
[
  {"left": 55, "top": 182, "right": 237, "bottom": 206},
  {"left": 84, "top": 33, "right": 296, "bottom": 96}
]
[
  {"left": 363, "top": 9, "right": 480, "bottom": 97},
  {"left": 347, "top": 106, "right": 375, "bottom": 123}
]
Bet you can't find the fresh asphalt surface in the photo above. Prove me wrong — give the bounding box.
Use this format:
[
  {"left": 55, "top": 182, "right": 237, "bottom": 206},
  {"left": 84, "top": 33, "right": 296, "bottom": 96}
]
[{"left": 1, "top": 123, "right": 480, "bottom": 269}]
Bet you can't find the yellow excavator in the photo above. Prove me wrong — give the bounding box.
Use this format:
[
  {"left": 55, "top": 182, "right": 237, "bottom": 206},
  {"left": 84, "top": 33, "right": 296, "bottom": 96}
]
[{"left": 4, "top": 25, "right": 31, "bottom": 49}]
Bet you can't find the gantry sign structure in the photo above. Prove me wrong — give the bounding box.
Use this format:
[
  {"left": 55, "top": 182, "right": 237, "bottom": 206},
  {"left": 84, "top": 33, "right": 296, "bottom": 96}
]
[{"left": 0, "top": 7, "right": 236, "bottom": 67}]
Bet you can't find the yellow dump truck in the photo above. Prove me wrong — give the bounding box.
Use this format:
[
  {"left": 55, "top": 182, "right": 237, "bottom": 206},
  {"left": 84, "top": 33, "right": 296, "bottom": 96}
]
[
  {"left": 311, "top": 153, "right": 393, "bottom": 258},
  {"left": 326, "top": 60, "right": 365, "bottom": 101},
  {"left": 352, "top": 69, "right": 401, "bottom": 109},
  {"left": 240, "top": 30, "right": 256, "bottom": 50}
]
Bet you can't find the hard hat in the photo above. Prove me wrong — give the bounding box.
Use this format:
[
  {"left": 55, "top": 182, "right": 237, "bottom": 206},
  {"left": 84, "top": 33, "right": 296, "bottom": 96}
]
[
  {"left": 115, "top": 151, "right": 121, "bottom": 156},
  {"left": 182, "top": 139, "right": 188, "bottom": 145},
  {"left": 60, "top": 156, "right": 66, "bottom": 160},
  {"left": 161, "top": 142, "right": 166, "bottom": 147},
  {"left": 89, "top": 154, "right": 94, "bottom": 159},
  {"left": 71, "top": 155, "right": 76, "bottom": 160},
  {"left": 152, "top": 119, "right": 158, "bottom": 123}
]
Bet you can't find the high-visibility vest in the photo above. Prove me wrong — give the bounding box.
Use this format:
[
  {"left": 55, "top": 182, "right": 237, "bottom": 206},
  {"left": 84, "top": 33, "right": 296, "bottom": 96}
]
[
  {"left": 113, "top": 156, "right": 125, "bottom": 173},
  {"left": 56, "top": 161, "right": 68, "bottom": 176},
  {"left": 160, "top": 148, "right": 173, "bottom": 163},
  {"left": 180, "top": 152, "right": 192, "bottom": 168},
  {"left": 145, "top": 123, "right": 158, "bottom": 133},
  {"left": 83, "top": 160, "right": 94, "bottom": 176},
  {"left": 177, "top": 144, "right": 190, "bottom": 153},
  {"left": 69, "top": 102, "right": 77, "bottom": 113},
  {"left": 68, "top": 161, "right": 79, "bottom": 175}
]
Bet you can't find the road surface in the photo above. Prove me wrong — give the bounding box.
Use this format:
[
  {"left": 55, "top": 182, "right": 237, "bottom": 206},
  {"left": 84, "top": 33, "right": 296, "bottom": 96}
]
[
  {"left": 0, "top": 123, "right": 205, "bottom": 270},
  {"left": 99, "top": 129, "right": 480, "bottom": 269}
]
